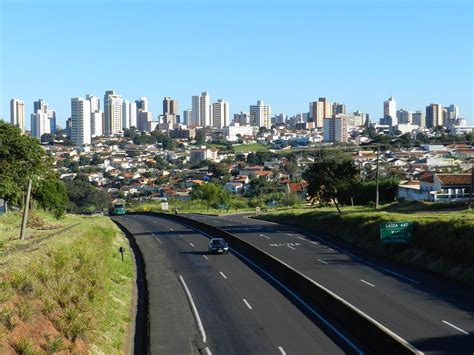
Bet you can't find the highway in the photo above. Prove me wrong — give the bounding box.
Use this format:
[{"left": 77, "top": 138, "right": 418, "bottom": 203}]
[
  {"left": 187, "top": 213, "right": 474, "bottom": 355},
  {"left": 113, "top": 214, "right": 353, "bottom": 354}
]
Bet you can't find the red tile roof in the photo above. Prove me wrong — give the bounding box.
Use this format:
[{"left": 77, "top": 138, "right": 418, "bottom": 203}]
[{"left": 437, "top": 174, "right": 472, "bottom": 186}]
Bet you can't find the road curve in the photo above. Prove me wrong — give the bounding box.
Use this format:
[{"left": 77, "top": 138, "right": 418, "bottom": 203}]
[
  {"left": 187, "top": 213, "right": 474, "bottom": 355},
  {"left": 113, "top": 214, "right": 350, "bottom": 355}
]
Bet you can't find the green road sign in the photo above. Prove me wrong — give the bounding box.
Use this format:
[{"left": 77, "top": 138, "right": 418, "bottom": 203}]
[{"left": 380, "top": 222, "right": 413, "bottom": 244}]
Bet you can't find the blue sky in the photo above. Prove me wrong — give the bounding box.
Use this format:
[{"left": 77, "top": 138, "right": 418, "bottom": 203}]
[{"left": 0, "top": 0, "right": 472, "bottom": 128}]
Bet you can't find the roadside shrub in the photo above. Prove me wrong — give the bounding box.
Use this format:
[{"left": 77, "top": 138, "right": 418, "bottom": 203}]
[
  {"left": 18, "top": 298, "right": 34, "bottom": 321},
  {"left": 0, "top": 308, "right": 16, "bottom": 330},
  {"left": 9, "top": 272, "right": 34, "bottom": 296},
  {"left": 13, "top": 338, "right": 39, "bottom": 355},
  {"left": 42, "top": 335, "right": 65, "bottom": 353}
]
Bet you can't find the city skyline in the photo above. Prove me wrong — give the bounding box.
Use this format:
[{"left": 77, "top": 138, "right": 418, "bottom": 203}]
[{"left": 1, "top": 0, "right": 472, "bottom": 127}]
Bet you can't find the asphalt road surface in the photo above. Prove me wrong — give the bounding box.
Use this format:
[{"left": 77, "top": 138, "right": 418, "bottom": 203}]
[
  {"left": 186, "top": 213, "right": 474, "bottom": 355},
  {"left": 114, "top": 214, "right": 353, "bottom": 355}
]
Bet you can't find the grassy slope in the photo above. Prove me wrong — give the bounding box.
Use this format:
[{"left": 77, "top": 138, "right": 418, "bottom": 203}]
[
  {"left": 232, "top": 143, "right": 269, "bottom": 153},
  {"left": 256, "top": 204, "right": 474, "bottom": 286},
  {"left": 0, "top": 211, "right": 135, "bottom": 354}
]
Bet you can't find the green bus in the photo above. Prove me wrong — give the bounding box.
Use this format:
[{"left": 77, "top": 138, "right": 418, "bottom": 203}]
[{"left": 111, "top": 200, "right": 126, "bottom": 215}]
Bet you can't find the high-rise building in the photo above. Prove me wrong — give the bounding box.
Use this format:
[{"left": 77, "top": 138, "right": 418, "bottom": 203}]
[
  {"left": 91, "top": 111, "right": 103, "bottom": 137},
  {"left": 30, "top": 109, "right": 50, "bottom": 139},
  {"left": 163, "top": 97, "right": 179, "bottom": 115},
  {"left": 31, "top": 99, "right": 51, "bottom": 139},
  {"left": 135, "top": 97, "right": 149, "bottom": 112},
  {"left": 104, "top": 90, "right": 123, "bottom": 135},
  {"left": 426, "top": 103, "right": 443, "bottom": 128},
  {"left": 250, "top": 100, "right": 272, "bottom": 128},
  {"left": 309, "top": 98, "right": 332, "bottom": 128},
  {"left": 122, "top": 100, "right": 130, "bottom": 129},
  {"left": 212, "top": 99, "right": 230, "bottom": 128},
  {"left": 71, "top": 97, "right": 92, "bottom": 146},
  {"left": 383, "top": 96, "right": 397, "bottom": 126},
  {"left": 396, "top": 109, "right": 412, "bottom": 124},
  {"left": 233, "top": 112, "right": 250, "bottom": 126},
  {"left": 10, "top": 99, "right": 25, "bottom": 133},
  {"left": 182, "top": 109, "right": 192, "bottom": 126},
  {"left": 412, "top": 111, "right": 426, "bottom": 127},
  {"left": 138, "top": 111, "right": 152, "bottom": 132},
  {"left": 34, "top": 99, "right": 48, "bottom": 113},
  {"left": 48, "top": 110, "right": 56, "bottom": 134},
  {"left": 332, "top": 103, "right": 346, "bottom": 115},
  {"left": 86, "top": 95, "right": 100, "bottom": 112},
  {"left": 129, "top": 101, "right": 137, "bottom": 128},
  {"left": 446, "top": 104, "right": 460, "bottom": 120},
  {"left": 191, "top": 92, "right": 211, "bottom": 127},
  {"left": 323, "top": 115, "right": 349, "bottom": 143}
]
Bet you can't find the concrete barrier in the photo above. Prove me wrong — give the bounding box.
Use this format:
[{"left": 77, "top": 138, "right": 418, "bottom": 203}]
[{"left": 139, "top": 211, "right": 421, "bottom": 355}]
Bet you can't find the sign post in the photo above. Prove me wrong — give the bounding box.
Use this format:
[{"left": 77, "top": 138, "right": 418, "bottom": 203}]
[
  {"left": 380, "top": 222, "right": 413, "bottom": 244},
  {"left": 118, "top": 246, "right": 124, "bottom": 261}
]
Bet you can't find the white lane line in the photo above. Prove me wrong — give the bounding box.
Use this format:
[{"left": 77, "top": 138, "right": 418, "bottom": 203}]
[
  {"left": 360, "top": 279, "right": 376, "bottom": 287},
  {"left": 311, "top": 241, "right": 319, "bottom": 245},
  {"left": 260, "top": 234, "right": 271, "bottom": 239},
  {"left": 286, "top": 233, "right": 293, "bottom": 236},
  {"left": 328, "top": 248, "right": 334, "bottom": 251},
  {"left": 219, "top": 272, "right": 228, "bottom": 279},
  {"left": 203, "top": 255, "right": 208, "bottom": 260},
  {"left": 178, "top": 275, "right": 207, "bottom": 343},
  {"left": 317, "top": 259, "right": 329, "bottom": 265},
  {"left": 287, "top": 245, "right": 296, "bottom": 250},
  {"left": 189, "top": 242, "right": 195, "bottom": 247},
  {"left": 278, "top": 346, "right": 287, "bottom": 355},
  {"left": 170, "top": 228, "right": 174, "bottom": 231},
  {"left": 172, "top": 220, "right": 366, "bottom": 354},
  {"left": 306, "top": 232, "right": 420, "bottom": 285},
  {"left": 243, "top": 298, "right": 253, "bottom": 310},
  {"left": 204, "top": 347, "right": 212, "bottom": 355},
  {"left": 297, "top": 236, "right": 305, "bottom": 241},
  {"left": 442, "top": 320, "right": 469, "bottom": 335}
]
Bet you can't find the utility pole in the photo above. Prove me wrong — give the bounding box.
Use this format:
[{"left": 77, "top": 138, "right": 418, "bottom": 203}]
[
  {"left": 469, "top": 161, "right": 474, "bottom": 210},
  {"left": 20, "top": 179, "right": 32, "bottom": 240},
  {"left": 375, "top": 146, "right": 380, "bottom": 209}
]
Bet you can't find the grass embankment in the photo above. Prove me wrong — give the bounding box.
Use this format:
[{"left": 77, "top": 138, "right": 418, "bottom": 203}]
[
  {"left": 257, "top": 203, "right": 474, "bottom": 286},
  {"left": 0, "top": 211, "right": 135, "bottom": 354},
  {"left": 232, "top": 143, "right": 269, "bottom": 153}
]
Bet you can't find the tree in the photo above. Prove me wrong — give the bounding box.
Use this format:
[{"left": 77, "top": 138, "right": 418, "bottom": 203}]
[
  {"left": 41, "top": 133, "right": 55, "bottom": 145},
  {"left": 0, "top": 121, "right": 52, "bottom": 206},
  {"left": 191, "top": 183, "right": 226, "bottom": 211},
  {"left": 34, "top": 177, "right": 68, "bottom": 218},
  {"left": 195, "top": 130, "right": 206, "bottom": 145},
  {"left": 65, "top": 175, "right": 111, "bottom": 211},
  {"left": 303, "top": 157, "right": 359, "bottom": 214}
]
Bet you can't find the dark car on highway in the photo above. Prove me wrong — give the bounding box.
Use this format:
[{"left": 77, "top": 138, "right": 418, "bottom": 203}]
[{"left": 208, "top": 238, "right": 229, "bottom": 254}]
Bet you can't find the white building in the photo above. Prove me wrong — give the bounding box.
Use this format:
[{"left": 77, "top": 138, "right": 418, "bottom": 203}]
[
  {"left": 323, "top": 115, "right": 348, "bottom": 143},
  {"left": 250, "top": 100, "right": 272, "bottom": 128},
  {"left": 104, "top": 90, "right": 123, "bottom": 135},
  {"left": 383, "top": 96, "right": 397, "bottom": 126},
  {"left": 393, "top": 124, "right": 419, "bottom": 135},
  {"left": 10, "top": 99, "right": 25, "bottom": 133},
  {"left": 223, "top": 123, "right": 255, "bottom": 142},
  {"left": 129, "top": 101, "right": 137, "bottom": 128},
  {"left": 30, "top": 110, "right": 50, "bottom": 139},
  {"left": 212, "top": 99, "right": 230, "bottom": 128},
  {"left": 86, "top": 94, "right": 100, "bottom": 112},
  {"left": 71, "top": 97, "right": 91, "bottom": 146},
  {"left": 122, "top": 100, "right": 130, "bottom": 129},
  {"left": 191, "top": 92, "right": 211, "bottom": 127},
  {"left": 91, "top": 111, "right": 103, "bottom": 137},
  {"left": 190, "top": 147, "right": 218, "bottom": 162}
]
